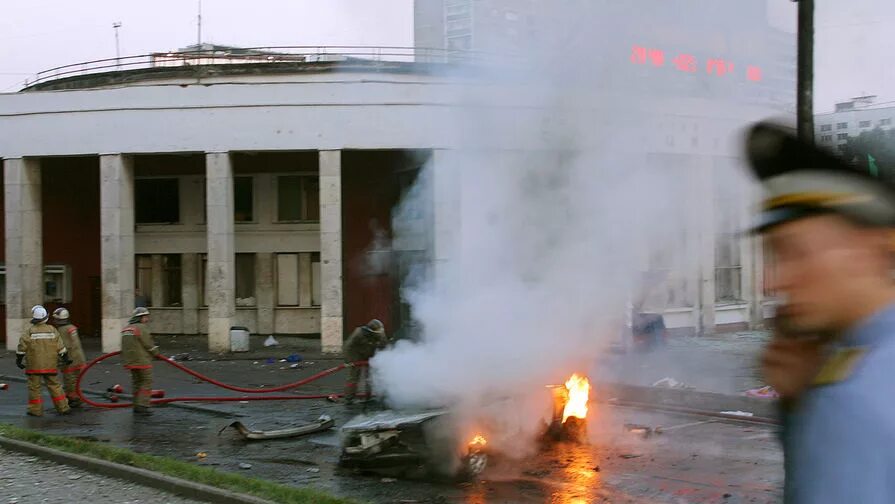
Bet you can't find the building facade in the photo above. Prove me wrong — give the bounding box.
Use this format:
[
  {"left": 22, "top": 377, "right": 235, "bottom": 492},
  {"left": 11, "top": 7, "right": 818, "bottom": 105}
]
[
  {"left": 815, "top": 96, "right": 895, "bottom": 153},
  {"left": 0, "top": 15, "right": 794, "bottom": 352}
]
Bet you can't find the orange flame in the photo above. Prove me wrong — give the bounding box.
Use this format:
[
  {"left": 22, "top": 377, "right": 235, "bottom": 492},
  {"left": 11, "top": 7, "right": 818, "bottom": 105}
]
[
  {"left": 469, "top": 433, "right": 487, "bottom": 448},
  {"left": 562, "top": 373, "right": 590, "bottom": 423}
]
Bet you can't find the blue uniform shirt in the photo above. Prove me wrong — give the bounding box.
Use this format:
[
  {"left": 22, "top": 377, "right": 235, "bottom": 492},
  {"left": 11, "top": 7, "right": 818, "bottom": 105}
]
[{"left": 785, "top": 303, "right": 895, "bottom": 503}]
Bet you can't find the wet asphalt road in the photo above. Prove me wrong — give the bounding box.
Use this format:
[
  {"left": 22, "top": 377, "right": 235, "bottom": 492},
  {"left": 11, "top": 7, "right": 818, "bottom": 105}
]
[{"left": 0, "top": 354, "right": 783, "bottom": 503}]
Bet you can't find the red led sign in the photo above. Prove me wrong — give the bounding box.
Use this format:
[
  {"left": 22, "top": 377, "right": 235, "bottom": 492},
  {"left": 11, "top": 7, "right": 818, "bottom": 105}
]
[{"left": 631, "top": 45, "right": 762, "bottom": 82}]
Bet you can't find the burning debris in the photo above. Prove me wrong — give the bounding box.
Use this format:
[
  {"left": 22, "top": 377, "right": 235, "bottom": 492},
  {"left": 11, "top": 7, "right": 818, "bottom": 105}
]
[{"left": 545, "top": 373, "right": 591, "bottom": 443}]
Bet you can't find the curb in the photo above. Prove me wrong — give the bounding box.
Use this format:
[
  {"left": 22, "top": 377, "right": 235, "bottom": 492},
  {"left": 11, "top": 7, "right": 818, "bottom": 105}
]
[
  {"left": 0, "top": 435, "right": 274, "bottom": 504},
  {"left": 0, "top": 374, "right": 244, "bottom": 418},
  {"left": 595, "top": 382, "right": 779, "bottom": 420}
]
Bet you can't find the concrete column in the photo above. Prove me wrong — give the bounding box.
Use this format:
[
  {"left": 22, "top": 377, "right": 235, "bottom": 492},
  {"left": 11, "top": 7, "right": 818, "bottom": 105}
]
[
  {"left": 256, "top": 252, "right": 275, "bottom": 335},
  {"left": 430, "top": 150, "right": 462, "bottom": 287},
  {"left": 181, "top": 253, "right": 200, "bottom": 335},
  {"left": 697, "top": 156, "right": 716, "bottom": 335},
  {"left": 150, "top": 254, "right": 164, "bottom": 307},
  {"left": 4, "top": 158, "right": 43, "bottom": 351},
  {"left": 206, "top": 152, "right": 235, "bottom": 352},
  {"left": 299, "top": 252, "right": 313, "bottom": 307},
  {"left": 319, "top": 150, "right": 343, "bottom": 353},
  {"left": 100, "top": 154, "right": 135, "bottom": 352}
]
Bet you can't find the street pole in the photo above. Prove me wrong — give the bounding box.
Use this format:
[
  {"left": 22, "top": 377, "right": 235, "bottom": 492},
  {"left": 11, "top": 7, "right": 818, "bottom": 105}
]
[
  {"left": 113, "top": 22, "right": 122, "bottom": 69},
  {"left": 796, "top": 0, "right": 814, "bottom": 145},
  {"left": 197, "top": 0, "right": 203, "bottom": 49}
]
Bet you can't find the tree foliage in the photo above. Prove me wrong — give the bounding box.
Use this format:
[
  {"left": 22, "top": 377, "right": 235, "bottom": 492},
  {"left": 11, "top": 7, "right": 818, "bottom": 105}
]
[{"left": 841, "top": 127, "right": 895, "bottom": 180}]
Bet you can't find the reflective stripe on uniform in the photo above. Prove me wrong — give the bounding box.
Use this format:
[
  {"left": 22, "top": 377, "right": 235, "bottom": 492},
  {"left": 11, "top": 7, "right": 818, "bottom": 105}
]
[
  {"left": 29, "top": 332, "right": 55, "bottom": 340},
  {"left": 28, "top": 398, "right": 43, "bottom": 404},
  {"left": 51, "top": 395, "right": 66, "bottom": 403},
  {"left": 26, "top": 369, "right": 58, "bottom": 374},
  {"left": 135, "top": 389, "right": 152, "bottom": 396},
  {"left": 16, "top": 351, "right": 25, "bottom": 355},
  {"left": 67, "top": 327, "right": 77, "bottom": 334}
]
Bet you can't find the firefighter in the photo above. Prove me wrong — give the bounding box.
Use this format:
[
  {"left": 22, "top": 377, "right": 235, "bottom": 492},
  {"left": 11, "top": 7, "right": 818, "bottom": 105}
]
[
  {"left": 52, "top": 307, "right": 86, "bottom": 407},
  {"left": 15, "top": 305, "right": 72, "bottom": 416},
  {"left": 120, "top": 307, "right": 159, "bottom": 416},
  {"left": 343, "top": 319, "right": 388, "bottom": 404},
  {"left": 745, "top": 122, "right": 895, "bottom": 503}
]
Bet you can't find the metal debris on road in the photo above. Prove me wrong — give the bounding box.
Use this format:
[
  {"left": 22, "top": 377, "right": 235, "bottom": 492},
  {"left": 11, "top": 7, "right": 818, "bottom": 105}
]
[
  {"left": 624, "top": 423, "right": 653, "bottom": 438},
  {"left": 720, "top": 410, "right": 754, "bottom": 417},
  {"left": 196, "top": 452, "right": 208, "bottom": 459},
  {"left": 223, "top": 415, "right": 335, "bottom": 440},
  {"left": 0, "top": 383, "right": 8, "bottom": 391},
  {"left": 306, "top": 467, "right": 321, "bottom": 473},
  {"left": 381, "top": 478, "right": 397, "bottom": 483},
  {"left": 654, "top": 420, "right": 716, "bottom": 434},
  {"left": 619, "top": 454, "right": 643, "bottom": 459},
  {"left": 238, "top": 462, "right": 253, "bottom": 470}
]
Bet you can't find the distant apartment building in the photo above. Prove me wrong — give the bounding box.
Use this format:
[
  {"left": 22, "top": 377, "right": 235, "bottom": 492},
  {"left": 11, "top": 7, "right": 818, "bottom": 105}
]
[{"left": 815, "top": 96, "right": 895, "bottom": 152}]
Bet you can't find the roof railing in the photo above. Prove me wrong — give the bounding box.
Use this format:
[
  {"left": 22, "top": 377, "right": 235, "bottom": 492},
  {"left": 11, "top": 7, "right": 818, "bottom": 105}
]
[{"left": 23, "top": 46, "right": 511, "bottom": 88}]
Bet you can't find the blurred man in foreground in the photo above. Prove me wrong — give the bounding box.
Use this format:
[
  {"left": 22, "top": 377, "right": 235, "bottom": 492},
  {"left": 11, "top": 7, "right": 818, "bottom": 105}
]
[{"left": 746, "top": 122, "right": 895, "bottom": 503}]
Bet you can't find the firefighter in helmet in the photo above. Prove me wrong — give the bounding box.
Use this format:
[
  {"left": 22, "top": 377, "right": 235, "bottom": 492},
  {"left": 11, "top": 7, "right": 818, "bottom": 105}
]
[
  {"left": 52, "top": 307, "right": 86, "bottom": 408},
  {"left": 120, "top": 307, "right": 159, "bottom": 416},
  {"left": 343, "top": 319, "right": 388, "bottom": 404},
  {"left": 15, "top": 305, "right": 72, "bottom": 416}
]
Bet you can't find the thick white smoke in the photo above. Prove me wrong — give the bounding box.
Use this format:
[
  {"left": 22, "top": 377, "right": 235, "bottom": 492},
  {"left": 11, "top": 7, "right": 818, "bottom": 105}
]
[{"left": 370, "top": 0, "right": 759, "bottom": 454}]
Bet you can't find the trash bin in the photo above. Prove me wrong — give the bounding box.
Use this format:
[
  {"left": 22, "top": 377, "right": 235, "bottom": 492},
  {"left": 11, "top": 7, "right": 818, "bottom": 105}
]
[{"left": 230, "top": 326, "right": 250, "bottom": 352}]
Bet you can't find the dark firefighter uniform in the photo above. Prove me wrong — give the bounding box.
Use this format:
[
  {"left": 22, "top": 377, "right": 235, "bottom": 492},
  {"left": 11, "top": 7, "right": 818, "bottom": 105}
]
[
  {"left": 120, "top": 308, "right": 159, "bottom": 414},
  {"left": 54, "top": 311, "right": 86, "bottom": 407},
  {"left": 745, "top": 122, "right": 895, "bottom": 503},
  {"left": 16, "top": 320, "right": 71, "bottom": 416},
  {"left": 343, "top": 319, "right": 388, "bottom": 402}
]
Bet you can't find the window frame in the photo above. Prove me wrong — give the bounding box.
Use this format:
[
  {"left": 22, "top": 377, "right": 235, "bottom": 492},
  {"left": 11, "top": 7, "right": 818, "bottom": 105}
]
[
  {"left": 233, "top": 176, "right": 256, "bottom": 223},
  {"left": 274, "top": 173, "right": 320, "bottom": 223},
  {"left": 135, "top": 177, "right": 181, "bottom": 225}
]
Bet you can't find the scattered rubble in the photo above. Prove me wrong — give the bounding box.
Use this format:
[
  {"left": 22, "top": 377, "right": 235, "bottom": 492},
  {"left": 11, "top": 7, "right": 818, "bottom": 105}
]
[
  {"left": 744, "top": 385, "right": 779, "bottom": 399},
  {"left": 651, "top": 377, "right": 693, "bottom": 390},
  {"left": 619, "top": 454, "right": 643, "bottom": 459}
]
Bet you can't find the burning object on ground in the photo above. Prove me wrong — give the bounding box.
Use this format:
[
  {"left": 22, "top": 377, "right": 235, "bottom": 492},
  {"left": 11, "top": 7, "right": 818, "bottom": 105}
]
[
  {"left": 338, "top": 409, "right": 489, "bottom": 481},
  {"left": 545, "top": 373, "right": 591, "bottom": 443}
]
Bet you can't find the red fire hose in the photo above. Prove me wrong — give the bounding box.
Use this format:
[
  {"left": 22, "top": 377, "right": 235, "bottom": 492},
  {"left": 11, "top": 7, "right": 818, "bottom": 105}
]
[{"left": 75, "top": 351, "right": 367, "bottom": 409}]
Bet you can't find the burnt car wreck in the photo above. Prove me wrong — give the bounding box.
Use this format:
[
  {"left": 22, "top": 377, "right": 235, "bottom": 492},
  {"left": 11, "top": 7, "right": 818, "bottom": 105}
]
[{"left": 338, "top": 409, "right": 489, "bottom": 481}]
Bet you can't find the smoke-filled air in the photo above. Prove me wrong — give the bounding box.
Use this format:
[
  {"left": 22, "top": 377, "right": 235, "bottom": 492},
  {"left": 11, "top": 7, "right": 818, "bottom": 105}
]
[{"left": 372, "top": 0, "right": 756, "bottom": 458}]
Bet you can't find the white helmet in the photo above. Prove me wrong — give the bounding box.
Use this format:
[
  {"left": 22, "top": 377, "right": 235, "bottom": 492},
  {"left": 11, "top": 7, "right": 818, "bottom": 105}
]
[
  {"left": 31, "top": 305, "right": 48, "bottom": 322},
  {"left": 52, "top": 307, "right": 70, "bottom": 321}
]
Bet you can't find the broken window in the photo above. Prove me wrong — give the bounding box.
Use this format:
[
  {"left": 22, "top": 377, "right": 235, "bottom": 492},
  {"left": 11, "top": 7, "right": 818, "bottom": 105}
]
[
  {"left": 135, "top": 178, "right": 179, "bottom": 224},
  {"left": 234, "top": 176, "right": 254, "bottom": 222},
  {"left": 714, "top": 159, "right": 743, "bottom": 303},
  {"left": 235, "top": 253, "right": 256, "bottom": 307},
  {"left": 163, "top": 254, "right": 182, "bottom": 307},
  {"left": 135, "top": 255, "right": 153, "bottom": 306}
]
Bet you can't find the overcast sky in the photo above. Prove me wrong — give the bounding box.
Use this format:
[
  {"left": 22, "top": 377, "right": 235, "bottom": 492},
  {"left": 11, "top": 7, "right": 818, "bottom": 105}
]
[{"left": 0, "top": 0, "right": 891, "bottom": 111}]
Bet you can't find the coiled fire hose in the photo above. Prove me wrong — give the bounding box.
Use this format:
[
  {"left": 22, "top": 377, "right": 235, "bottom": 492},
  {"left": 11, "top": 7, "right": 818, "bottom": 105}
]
[{"left": 75, "top": 351, "right": 367, "bottom": 409}]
